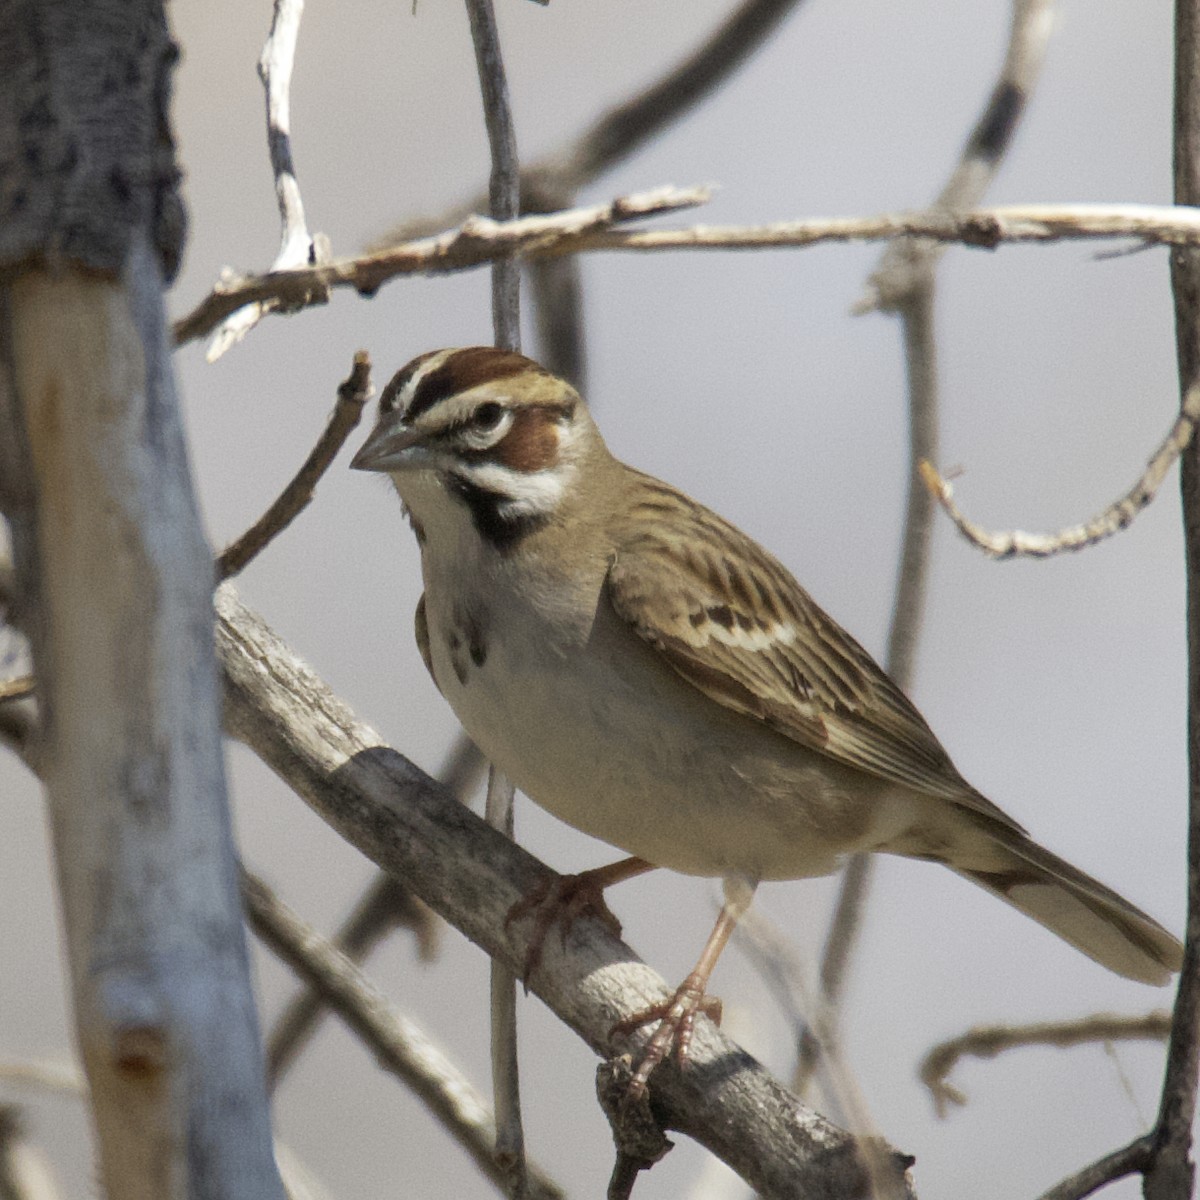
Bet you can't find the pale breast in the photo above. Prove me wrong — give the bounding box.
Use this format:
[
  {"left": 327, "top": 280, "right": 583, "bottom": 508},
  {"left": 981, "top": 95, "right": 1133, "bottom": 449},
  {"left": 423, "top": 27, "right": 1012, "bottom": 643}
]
[{"left": 422, "top": 561, "right": 906, "bottom": 881}]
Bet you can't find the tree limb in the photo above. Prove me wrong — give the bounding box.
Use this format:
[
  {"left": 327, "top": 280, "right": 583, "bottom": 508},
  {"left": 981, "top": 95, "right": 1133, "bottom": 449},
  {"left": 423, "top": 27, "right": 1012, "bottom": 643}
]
[
  {"left": 242, "top": 869, "right": 564, "bottom": 1200},
  {"left": 215, "top": 584, "right": 917, "bottom": 1200},
  {"left": 174, "top": 200, "right": 1200, "bottom": 350},
  {"left": 919, "top": 1011, "right": 1172, "bottom": 1119}
]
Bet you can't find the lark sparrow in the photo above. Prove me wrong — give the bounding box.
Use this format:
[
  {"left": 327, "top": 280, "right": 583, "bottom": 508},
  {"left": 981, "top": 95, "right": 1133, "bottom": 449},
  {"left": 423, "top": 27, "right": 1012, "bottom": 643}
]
[{"left": 351, "top": 346, "right": 1182, "bottom": 1094}]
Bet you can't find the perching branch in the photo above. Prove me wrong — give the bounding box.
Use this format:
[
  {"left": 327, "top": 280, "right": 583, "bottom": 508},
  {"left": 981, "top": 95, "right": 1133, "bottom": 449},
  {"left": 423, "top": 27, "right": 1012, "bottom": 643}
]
[
  {"left": 919, "top": 1011, "right": 1172, "bottom": 1119},
  {"left": 175, "top": 200, "right": 1200, "bottom": 350},
  {"left": 205, "top": 0, "right": 329, "bottom": 361},
  {"left": 217, "top": 352, "right": 372, "bottom": 581},
  {"left": 920, "top": 381, "right": 1200, "bottom": 560},
  {"left": 242, "top": 869, "right": 565, "bottom": 1200},
  {"left": 265, "top": 734, "right": 484, "bottom": 1089},
  {"left": 215, "top": 584, "right": 917, "bottom": 1200}
]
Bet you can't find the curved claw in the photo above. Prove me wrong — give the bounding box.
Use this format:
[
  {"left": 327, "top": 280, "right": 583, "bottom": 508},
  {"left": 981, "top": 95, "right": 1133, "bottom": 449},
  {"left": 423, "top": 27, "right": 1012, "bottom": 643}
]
[
  {"left": 505, "top": 871, "right": 625, "bottom": 986},
  {"left": 611, "top": 971, "right": 724, "bottom": 1098}
]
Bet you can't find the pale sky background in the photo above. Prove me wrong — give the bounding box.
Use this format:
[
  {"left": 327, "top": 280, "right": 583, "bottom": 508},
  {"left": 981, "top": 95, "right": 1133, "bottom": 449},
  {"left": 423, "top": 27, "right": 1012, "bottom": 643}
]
[{"left": 0, "top": 1, "right": 1187, "bottom": 1197}]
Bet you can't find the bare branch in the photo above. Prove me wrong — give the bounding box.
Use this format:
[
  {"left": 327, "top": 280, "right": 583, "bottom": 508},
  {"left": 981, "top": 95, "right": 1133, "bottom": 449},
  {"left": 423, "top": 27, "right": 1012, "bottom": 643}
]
[
  {"left": 919, "top": 1011, "right": 1172, "bottom": 1118},
  {"left": 0, "top": 1105, "right": 66, "bottom": 1200},
  {"left": 206, "top": 0, "right": 328, "bottom": 362},
  {"left": 484, "top": 766, "right": 525, "bottom": 1193},
  {"left": 370, "top": 0, "right": 808, "bottom": 245},
  {"left": 463, "top": 3, "right": 527, "bottom": 1188},
  {"left": 466, "top": 0, "right": 521, "bottom": 352},
  {"left": 217, "top": 352, "right": 372, "bottom": 581},
  {"left": 241, "top": 869, "right": 565, "bottom": 1200},
  {"left": 215, "top": 584, "right": 917, "bottom": 1200},
  {"left": 1036, "top": 1135, "right": 1154, "bottom": 1200},
  {"left": 1147, "top": 2, "right": 1200, "bottom": 1194},
  {"left": 175, "top": 199, "right": 1200, "bottom": 349},
  {"left": 920, "top": 381, "right": 1200, "bottom": 559},
  {"left": 857, "top": 0, "right": 1055, "bottom": 314},
  {"left": 266, "top": 875, "right": 436, "bottom": 1086},
  {"left": 1, "top": 243, "right": 283, "bottom": 1196},
  {"left": 544, "top": 0, "right": 809, "bottom": 193},
  {"left": 0, "top": 1060, "right": 85, "bottom": 1098},
  {"left": 528, "top": 258, "right": 587, "bottom": 388},
  {"left": 0, "top": 673, "right": 33, "bottom": 702},
  {"left": 265, "top": 735, "right": 484, "bottom": 1088}
]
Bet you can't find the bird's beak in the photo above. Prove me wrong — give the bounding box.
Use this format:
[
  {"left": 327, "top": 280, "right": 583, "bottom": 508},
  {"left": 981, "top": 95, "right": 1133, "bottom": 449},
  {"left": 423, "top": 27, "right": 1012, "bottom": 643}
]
[{"left": 350, "top": 420, "right": 424, "bottom": 473}]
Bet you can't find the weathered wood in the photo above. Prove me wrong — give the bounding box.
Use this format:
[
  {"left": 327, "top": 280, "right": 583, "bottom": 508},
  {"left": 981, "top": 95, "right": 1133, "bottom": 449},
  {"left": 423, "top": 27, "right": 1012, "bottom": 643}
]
[
  {"left": 217, "top": 585, "right": 917, "bottom": 1200},
  {"left": 0, "top": 4, "right": 282, "bottom": 1195}
]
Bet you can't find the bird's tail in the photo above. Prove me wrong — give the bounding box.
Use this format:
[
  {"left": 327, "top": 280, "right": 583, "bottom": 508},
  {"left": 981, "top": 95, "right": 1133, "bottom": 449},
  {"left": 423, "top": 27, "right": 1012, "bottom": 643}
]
[{"left": 942, "top": 827, "right": 1182, "bottom": 985}]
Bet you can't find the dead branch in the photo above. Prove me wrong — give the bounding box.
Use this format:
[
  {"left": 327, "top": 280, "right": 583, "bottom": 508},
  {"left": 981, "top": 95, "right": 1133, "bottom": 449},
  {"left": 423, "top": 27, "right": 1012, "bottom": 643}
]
[
  {"left": 217, "top": 351, "right": 372, "bottom": 581},
  {"left": 265, "top": 735, "right": 484, "bottom": 1089},
  {"left": 919, "top": 1011, "right": 1172, "bottom": 1119},
  {"left": 242, "top": 869, "right": 564, "bottom": 1200},
  {"left": 206, "top": 0, "right": 329, "bottom": 361},
  {"left": 175, "top": 200, "right": 1200, "bottom": 350},
  {"left": 463, "top": 0, "right": 527, "bottom": 1186},
  {"left": 920, "top": 381, "right": 1200, "bottom": 559}
]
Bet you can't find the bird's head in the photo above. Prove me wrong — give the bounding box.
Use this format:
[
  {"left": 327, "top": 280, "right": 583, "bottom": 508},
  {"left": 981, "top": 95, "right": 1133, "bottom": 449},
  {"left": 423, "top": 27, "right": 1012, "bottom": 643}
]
[{"left": 351, "top": 347, "right": 601, "bottom": 550}]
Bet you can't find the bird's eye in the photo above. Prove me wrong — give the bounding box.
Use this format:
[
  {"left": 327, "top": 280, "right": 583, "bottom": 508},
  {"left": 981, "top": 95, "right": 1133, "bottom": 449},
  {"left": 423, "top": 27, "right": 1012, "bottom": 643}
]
[{"left": 474, "top": 402, "right": 504, "bottom": 429}]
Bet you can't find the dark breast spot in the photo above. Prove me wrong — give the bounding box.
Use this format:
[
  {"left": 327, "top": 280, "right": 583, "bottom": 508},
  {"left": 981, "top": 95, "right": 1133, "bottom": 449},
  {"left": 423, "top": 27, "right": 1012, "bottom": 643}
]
[{"left": 446, "top": 607, "right": 489, "bottom": 684}]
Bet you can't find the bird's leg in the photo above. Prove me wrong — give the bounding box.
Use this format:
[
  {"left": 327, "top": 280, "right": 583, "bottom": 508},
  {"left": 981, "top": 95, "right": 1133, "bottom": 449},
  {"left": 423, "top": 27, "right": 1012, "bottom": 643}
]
[
  {"left": 612, "top": 876, "right": 757, "bottom": 1098},
  {"left": 506, "top": 856, "right": 655, "bottom": 984}
]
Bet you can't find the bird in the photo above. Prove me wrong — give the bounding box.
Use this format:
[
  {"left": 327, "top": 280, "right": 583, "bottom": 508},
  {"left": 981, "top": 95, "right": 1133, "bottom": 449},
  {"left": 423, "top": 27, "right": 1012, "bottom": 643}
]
[{"left": 350, "top": 345, "right": 1183, "bottom": 1096}]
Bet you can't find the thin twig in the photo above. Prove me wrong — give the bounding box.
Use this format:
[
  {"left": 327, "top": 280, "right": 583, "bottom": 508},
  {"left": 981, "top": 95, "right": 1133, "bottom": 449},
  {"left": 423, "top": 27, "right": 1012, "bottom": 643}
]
[
  {"left": 1146, "top": 2, "right": 1200, "bottom": 1194},
  {"left": 919, "top": 1011, "right": 1172, "bottom": 1118},
  {"left": 1036, "top": 1134, "right": 1154, "bottom": 1200},
  {"left": 175, "top": 200, "right": 1200, "bottom": 349},
  {"left": 920, "top": 381, "right": 1200, "bottom": 560},
  {"left": 527, "top": 258, "right": 586, "bottom": 389},
  {"left": 799, "top": 0, "right": 1056, "bottom": 1105},
  {"left": 466, "top": 0, "right": 521, "bottom": 352},
  {"left": 206, "top": 0, "right": 328, "bottom": 362},
  {"left": 241, "top": 870, "right": 564, "bottom": 1200},
  {"left": 371, "top": 0, "right": 809, "bottom": 247},
  {"left": 0, "top": 1061, "right": 85, "bottom": 1098},
  {"left": 265, "top": 876, "right": 435, "bottom": 1089},
  {"left": 216, "top": 352, "right": 372, "bottom": 581},
  {"left": 463, "top": 2, "right": 526, "bottom": 1191},
  {"left": 857, "top": 0, "right": 1056, "bottom": 314},
  {"left": 0, "top": 1105, "right": 66, "bottom": 1200},
  {"left": 485, "top": 766, "right": 524, "bottom": 1194},
  {"left": 0, "top": 674, "right": 33, "bottom": 702},
  {"left": 265, "top": 734, "right": 485, "bottom": 1089}
]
